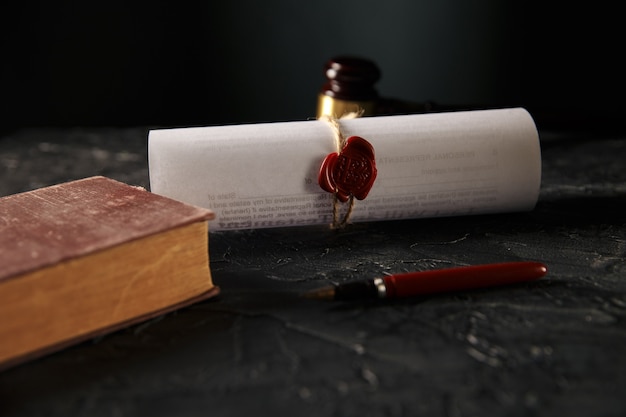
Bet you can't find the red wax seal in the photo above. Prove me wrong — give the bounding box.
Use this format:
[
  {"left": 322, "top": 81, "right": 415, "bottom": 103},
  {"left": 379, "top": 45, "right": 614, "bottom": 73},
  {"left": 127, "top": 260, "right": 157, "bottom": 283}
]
[{"left": 318, "top": 136, "right": 377, "bottom": 202}]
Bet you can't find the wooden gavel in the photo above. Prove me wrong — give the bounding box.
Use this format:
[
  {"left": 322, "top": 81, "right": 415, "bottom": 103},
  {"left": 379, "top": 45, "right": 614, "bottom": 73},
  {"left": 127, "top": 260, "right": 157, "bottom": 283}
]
[{"left": 316, "top": 55, "right": 461, "bottom": 119}]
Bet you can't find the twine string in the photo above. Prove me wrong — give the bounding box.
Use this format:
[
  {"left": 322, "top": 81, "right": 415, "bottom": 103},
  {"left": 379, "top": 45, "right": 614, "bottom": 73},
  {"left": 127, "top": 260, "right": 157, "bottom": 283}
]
[{"left": 319, "top": 111, "right": 363, "bottom": 229}]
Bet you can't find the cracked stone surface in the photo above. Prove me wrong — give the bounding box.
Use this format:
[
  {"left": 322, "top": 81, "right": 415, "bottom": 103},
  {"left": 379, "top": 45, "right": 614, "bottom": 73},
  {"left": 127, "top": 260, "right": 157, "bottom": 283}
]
[{"left": 1, "top": 128, "right": 625, "bottom": 416}]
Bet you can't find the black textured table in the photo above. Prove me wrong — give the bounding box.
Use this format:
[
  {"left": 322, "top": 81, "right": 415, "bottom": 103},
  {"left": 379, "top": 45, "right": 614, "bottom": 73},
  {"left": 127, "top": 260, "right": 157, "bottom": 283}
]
[{"left": 1, "top": 127, "right": 625, "bottom": 416}]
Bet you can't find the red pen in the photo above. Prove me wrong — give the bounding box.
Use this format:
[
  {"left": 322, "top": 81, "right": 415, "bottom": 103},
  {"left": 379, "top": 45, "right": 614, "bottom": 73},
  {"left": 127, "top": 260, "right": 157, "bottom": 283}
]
[{"left": 304, "top": 261, "right": 547, "bottom": 301}]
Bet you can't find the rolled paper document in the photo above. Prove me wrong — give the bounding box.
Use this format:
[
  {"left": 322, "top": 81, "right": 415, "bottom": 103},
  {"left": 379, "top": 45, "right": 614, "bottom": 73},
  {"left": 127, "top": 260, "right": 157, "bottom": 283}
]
[{"left": 148, "top": 108, "right": 541, "bottom": 231}]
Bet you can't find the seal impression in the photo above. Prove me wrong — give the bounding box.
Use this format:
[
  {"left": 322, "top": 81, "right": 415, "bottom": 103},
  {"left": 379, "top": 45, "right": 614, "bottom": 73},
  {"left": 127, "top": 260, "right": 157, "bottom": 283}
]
[{"left": 318, "top": 136, "right": 377, "bottom": 202}]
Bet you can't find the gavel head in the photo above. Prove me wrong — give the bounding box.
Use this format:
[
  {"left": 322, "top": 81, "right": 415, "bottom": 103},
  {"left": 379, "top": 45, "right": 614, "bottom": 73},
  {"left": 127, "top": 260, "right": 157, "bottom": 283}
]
[{"left": 317, "top": 56, "right": 381, "bottom": 118}]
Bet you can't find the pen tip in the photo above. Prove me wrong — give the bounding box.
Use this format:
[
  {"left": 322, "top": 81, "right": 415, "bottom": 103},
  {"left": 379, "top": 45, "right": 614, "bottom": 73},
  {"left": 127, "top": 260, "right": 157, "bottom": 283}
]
[{"left": 302, "top": 286, "right": 336, "bottom": 300}]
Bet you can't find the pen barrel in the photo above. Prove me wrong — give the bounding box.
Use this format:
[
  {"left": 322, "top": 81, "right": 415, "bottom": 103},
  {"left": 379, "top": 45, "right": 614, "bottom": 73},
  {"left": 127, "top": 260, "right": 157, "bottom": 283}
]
[{"left": 382, "top": 262, "right": 547, "bottom": 298}]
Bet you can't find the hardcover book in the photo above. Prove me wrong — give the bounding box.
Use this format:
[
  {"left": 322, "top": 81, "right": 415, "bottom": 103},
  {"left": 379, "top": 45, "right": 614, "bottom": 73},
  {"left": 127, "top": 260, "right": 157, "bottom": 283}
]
[{"left": 0, "top": 176, "right": 218, "bottom": 370}]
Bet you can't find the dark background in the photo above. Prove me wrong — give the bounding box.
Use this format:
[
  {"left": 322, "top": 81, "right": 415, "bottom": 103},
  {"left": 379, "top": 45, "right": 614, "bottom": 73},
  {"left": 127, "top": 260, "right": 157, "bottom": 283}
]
[
  {"left": 2, "top": 4, "right": 626, "bottom": 416},
  {"left": 1, "top": 2, "right": 624, "bottom": 132}
]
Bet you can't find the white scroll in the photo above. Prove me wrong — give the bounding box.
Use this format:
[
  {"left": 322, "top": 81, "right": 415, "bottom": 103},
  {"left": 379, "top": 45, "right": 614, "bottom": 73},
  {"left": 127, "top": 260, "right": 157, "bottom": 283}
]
[{"left": 148, "top": 108, "right": 541, "bottom": 231}]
